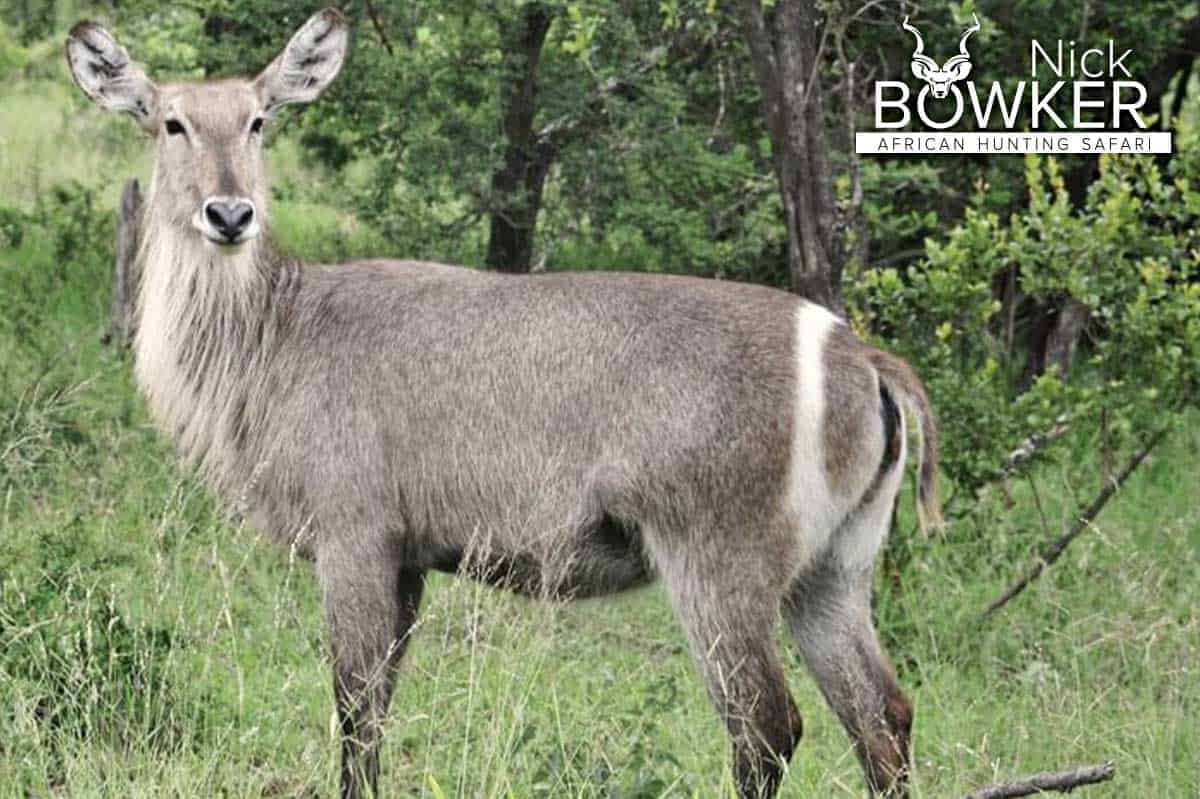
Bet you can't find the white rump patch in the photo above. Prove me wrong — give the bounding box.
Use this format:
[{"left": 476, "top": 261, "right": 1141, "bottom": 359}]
[{"left": 786, "top": 301, "right": 844, "bottom": 565}]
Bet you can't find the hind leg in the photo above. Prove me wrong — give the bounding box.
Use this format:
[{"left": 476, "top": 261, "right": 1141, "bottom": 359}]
[
  {"left": 784, "top": 561, "right": 912, "bottom": 797},
  {"left": 654, "top": 533, "right": 802, "bottom": 798}
]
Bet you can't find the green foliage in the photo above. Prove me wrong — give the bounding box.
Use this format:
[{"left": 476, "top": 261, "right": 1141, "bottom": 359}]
[
  {"left": 0, "top": 182, "right": 111, "bottom": 351},
  {"left": 852, "top": 152, "right": 1200, "bottom": 495},
  {"left": 115, "top": 5, "right": 205, "bottom": 77},
  {"left": 0, "top": 204, "right": 27, "bottom": 248},
  {"left": 0, "top": 18, "right": 27, "bottom": 75},
  {"left": 0, "top": 0, "right": 59, "bottom": 43}
]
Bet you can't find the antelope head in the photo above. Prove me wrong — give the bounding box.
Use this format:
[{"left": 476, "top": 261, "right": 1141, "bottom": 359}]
[
  {"left": 902, "top": 14, "right": 981, "bottom": 99},
  {"left": 65, "top": 9, "right": 348, "bottom": 251}
]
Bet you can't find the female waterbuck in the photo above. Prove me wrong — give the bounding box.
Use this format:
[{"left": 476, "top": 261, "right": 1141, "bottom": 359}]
[{"left": 66, "top": 9, "right": 940, "bottom": 798}]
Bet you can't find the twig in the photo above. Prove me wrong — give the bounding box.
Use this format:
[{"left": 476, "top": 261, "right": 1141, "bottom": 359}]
[
  {"left": 1000, "top": 414, "right": 1070, "bottom": 477},
  {"left": 964, "top": 762, "right": 1115, "bottom": 799},
  {"left": 870, "top": 247, "right": 926, "bottom": 268},
  {"left": 363, "top": 0, "right": 394, "bottom": 56},
  {"left": 982, "top": 428, "right": 1169, "bottom": 619},
  {"left": 1024, "top": 471, "right": 1050, "bottom": 539},
  {"left": 706, "top": 59, "right": 727, "bottom": 147},
  {"left": 935, "top": 414, "right": 1069, "bottom": 526}
]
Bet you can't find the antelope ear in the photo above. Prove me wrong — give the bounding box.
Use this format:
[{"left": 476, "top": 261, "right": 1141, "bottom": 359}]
[
  {"left": 910, "top": 55, "right": 937, "bottom": 81},
  {"left": 65, "top": 21, "right": 158, "bottom": 132},
  {"left": 944, "top": 56, "right": 973, "bottom": 81},
  {"left": 255, "top": 8, "right": 348, "bottom": 114}
]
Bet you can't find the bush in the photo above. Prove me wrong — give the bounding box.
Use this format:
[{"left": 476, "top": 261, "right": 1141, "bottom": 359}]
[
  {"left": 0, "top": 181, "right": 112, "bottom": 346},
  {"left": 0, "top": 18, "right": 26, "bottom": 77},
  {"left": 851, "top": 153, "right": 1200, "bottom": 502}
]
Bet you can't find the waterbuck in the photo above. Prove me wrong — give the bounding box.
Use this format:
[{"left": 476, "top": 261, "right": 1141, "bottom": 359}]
[{"left": 66, "top": 9, "right": 941, "bottom": 798}]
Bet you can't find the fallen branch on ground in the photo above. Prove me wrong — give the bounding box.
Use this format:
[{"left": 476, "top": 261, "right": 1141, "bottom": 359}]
[
  {"left": 965, "top": 762, "right": 1115, "bottom": 799},
  {"left": 982, "top": 427, "right": 1169, "bottom": 619}
]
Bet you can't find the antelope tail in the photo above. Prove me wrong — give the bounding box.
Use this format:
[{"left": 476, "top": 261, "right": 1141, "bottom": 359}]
[{"left": 869, "top": 348, "right": 943, "bottom": 532}]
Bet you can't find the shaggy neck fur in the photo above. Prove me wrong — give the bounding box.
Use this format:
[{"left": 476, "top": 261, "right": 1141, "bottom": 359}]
[{"left": 134, "top": 173, "right": 294, "bottom": 486}]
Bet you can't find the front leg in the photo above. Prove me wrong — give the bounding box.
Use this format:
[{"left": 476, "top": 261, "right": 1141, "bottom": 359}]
[{"left": 317, "top": 535, "right": 424, "bottom": 799}]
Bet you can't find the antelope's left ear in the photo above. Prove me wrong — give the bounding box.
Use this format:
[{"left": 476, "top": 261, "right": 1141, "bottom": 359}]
[
  {"left": 255, "top": 8, "right": 348, "bottom": 114},
  {"left": 65, "top": 21, "right": 159, "bottom": 132},
  {"left": 943, "top": 55, "right": 973, "bottom": 81}
]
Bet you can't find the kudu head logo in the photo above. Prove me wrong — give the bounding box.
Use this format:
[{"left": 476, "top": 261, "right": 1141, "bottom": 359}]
[{"left": 902, "top": 14, "right": 981, "bottom": 99}]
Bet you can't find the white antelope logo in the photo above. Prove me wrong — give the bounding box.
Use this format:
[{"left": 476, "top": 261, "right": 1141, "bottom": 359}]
[{"left": 903, "top": 14, "right": 981, "bottom": 99}]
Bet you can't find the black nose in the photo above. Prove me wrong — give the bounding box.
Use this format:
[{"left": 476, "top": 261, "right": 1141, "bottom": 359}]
[{"left": 203, "top": 199, "right": 255, "bottom": 242}]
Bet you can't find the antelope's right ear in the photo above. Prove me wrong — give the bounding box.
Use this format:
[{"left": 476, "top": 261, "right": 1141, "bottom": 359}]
[{"left": 65, "top": 21, "right": 158, "bottom": 132}]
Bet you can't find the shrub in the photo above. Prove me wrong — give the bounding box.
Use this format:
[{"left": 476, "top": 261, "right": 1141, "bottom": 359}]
[{"left": 850, "top": 153, "right": 1200, "bottom": 500}]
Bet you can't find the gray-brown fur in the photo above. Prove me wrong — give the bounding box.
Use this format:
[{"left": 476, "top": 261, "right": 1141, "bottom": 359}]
[
  {"left": 66, "top": 10, "right": 940, "bottom": 799},
  {"left": 787, "top": 558, "right": 913, "bottom": 793}
]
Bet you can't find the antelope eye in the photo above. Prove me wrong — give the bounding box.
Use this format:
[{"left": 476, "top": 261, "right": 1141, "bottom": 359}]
[
  {"left": 250, "top": 117, "right": 264, "bottom": 135},
  {"left": 165, "top": 119, "right": 186, "bottom": 136}
]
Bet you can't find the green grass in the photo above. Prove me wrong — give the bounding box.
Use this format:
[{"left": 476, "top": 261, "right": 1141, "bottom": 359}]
[
  {"left": 2, "top": 67, "right": 1198, "bottom": 799},
  {"left": 0, "top": 80, "right": 147, "bottom": 212}
]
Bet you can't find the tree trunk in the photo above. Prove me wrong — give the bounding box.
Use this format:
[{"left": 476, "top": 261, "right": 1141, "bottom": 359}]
[
  {"left": 1043, "top": 298, "right": 1089, "bottom": 378},
  {"left": 1019, "top": 295, "right": 1091, "bottom": 389},
  {"left": 1019, "top": 299, "right": 1054, "bottom": 389},
  {"left": 485, "top": 4, "right": 554, "bottom": 273},
  {"left": 102, "top": 178, "right": 142, "bottom": 347},
  {"left": 737, "top": 0, "right": 844, "bottom": 310}
]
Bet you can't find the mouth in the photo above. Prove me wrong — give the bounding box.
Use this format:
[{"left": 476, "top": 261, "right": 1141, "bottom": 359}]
[
  {"left": 203, "top": 232, "right": 248, "bottom": 245},
  {"left": 201, "top": 231, "right": 256, "bottom": 251},
  {"left": 196, "top": 220, "right": 260, "bottom": 249}
]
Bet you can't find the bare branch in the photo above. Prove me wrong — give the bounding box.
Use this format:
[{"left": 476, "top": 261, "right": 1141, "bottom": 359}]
[
  {"left": 1001, "top": 414, "right": 1070, "bottom": 477},
  {"left": 799, "top": 6, "right": 832, "bottom": 110},
  {"left": 965, "top": 762, "right": 1115, "bottom": 799},
  {"left": 834, "top": 22, "right": 867, "bottom": 274},
  {"left": 707, "top": 59, "right": 728, "bottom": 147},
  {"left": 982, "top": 428, "right": 1169, "bottom": 619},
  {"left": 850, "top": 0, "right": 895, "bottom": 23},
  {"left": 363, "top": 0, "right": 395, "bottom": 56}
]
